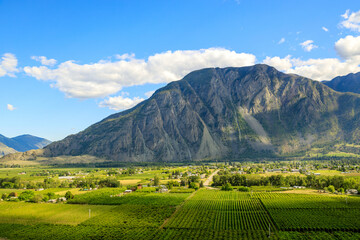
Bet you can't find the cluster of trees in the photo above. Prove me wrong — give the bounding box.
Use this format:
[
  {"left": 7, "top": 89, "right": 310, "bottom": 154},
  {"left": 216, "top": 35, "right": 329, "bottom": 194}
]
[
  {"left": 212, "top": 174, "right": 247, "bottom": 187},
  {"left": 0, "top": 164, "right": 21, "bottom": 168},
  {"left": 180, "top": 176, "right": 203, "bottom": 190},
  {"left": 212, "top": 173, "right": 360, "bottom": 192},
  {"left": 167, "top": 180, "right": 180, "bottom": 189},
  {"left": 0, "top": 176, "right": 121, "bottom": 190},
  {"left": 0, "top": 177, "right": 21, "bottom": 189},
  {"left": 30, "top": 170, "right": 74, "bottom": 177},
  {"left": 219, "top": 159, "right": 360, "bottom": 175},
  {"left": 2, "top": 190, "right": 75, "bottom": 203},
  {"left": 171, "top": 170, "right": 181, "bottom": 178},
  {"left": 2, "top": 191, "right": 55, "bottom": 203},
  {"left": 152, "top": 175, "right": 203, "bottom": 190}
]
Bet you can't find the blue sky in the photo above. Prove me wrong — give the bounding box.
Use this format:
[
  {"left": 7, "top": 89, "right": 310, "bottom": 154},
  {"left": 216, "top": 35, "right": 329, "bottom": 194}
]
[{"left": 1, "top": 0, "right": 360, "bottom": 141}]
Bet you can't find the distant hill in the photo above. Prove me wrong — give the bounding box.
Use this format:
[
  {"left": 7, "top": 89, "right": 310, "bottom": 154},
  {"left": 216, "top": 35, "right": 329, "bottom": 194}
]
[
  {"left": 0, "top": 134, "right": 51, "bottom": 153},
  {"left": 12, "top": 135, "right": 52, "bottom": 150},
  {"left": 0, "top": 142, "right": 17, "bottom": 157},
  {"left": 41, "top": 65, "right": 360, "bottom": 162},
  {"left": 323, "top": 72, "right": 360, "bottom": 94}
]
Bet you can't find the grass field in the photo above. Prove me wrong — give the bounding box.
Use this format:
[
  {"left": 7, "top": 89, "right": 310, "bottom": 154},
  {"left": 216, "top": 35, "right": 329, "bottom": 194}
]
[
  {"left": 119, "top": 179, "right": 141, "bottom": 185},
  {"left": 0, "top": 202, "right": 114, "bottom": 225}
]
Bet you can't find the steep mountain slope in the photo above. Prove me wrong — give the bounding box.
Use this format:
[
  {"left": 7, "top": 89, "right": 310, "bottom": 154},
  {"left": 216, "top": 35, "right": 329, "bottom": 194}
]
[
  {"left": 44, "top": 64, "right": 360, "bottom": 162},
  {"left": 323, "top": 72, "right": 360, "bottom": 94},
  {"left": 0, "top": 143, "right": 17, "bottom": 157},
  {"left": 0, "top": 134, "right": 51, "bottom": 152}
]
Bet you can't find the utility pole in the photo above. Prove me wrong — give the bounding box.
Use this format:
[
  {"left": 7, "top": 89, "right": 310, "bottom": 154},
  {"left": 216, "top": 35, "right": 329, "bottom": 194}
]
[
  {"left": 268, "top": 223, "right": 271, "bottom": 238},
  {"left": 89, "top": 209, "right": 91, "bottom": 218}
]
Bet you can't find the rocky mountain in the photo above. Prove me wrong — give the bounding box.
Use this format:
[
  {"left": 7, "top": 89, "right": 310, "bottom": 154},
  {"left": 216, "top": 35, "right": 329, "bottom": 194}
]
[
  {"left": 323, "top": 72, "right": 360, "bottom": 94},
  {"left": 0, "top": 134, "right": 51, "bottom": 153},
  {"left": 42, "top": 64, "right": 360, "bottom": 162}
]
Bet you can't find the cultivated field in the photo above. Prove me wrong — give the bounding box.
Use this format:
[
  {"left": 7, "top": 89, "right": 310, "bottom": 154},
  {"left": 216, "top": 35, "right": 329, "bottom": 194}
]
[
  {"left": 0, "top": 188, "right": 359, "bottom": 239},
  {"left": 0, "top": 162, "right": 359, "bottom": 239}
]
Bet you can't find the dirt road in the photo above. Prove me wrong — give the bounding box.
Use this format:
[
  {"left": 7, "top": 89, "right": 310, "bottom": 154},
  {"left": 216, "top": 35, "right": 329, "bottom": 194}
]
[{"left": 204, "top": 169, "right": 219, "bottom": 187}]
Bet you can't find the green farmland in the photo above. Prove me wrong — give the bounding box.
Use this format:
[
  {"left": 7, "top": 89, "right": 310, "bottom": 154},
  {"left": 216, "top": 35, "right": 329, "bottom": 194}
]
[{"left": 0, "top": 188, "right": 360, "bottom": 239}]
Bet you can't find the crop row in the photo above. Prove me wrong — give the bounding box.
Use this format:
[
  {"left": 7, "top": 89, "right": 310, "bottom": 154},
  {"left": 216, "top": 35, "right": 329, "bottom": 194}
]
[
  {"left": 254, "top": 192, "right": 360, "bottom": 209},
  {"left": 2, "top": 223, "right": 360, "bottom": 240},
  {"left": 165, "top": 189, "right": 276, "bottom": 231},
  {"left": 191, "top": 189, "right": 251, "bottom": 201},
  {"left": 268, "top": 208, "right": 360, "bottom": 231},
  {"left": 179, "top": 199, "right": 264, "bottom": 211},
  {"left": 158, "top": 229, "right": 276, "bottom": 240},
  {"left": 278, "top": 231, "right": 360, "bottom": 240}
]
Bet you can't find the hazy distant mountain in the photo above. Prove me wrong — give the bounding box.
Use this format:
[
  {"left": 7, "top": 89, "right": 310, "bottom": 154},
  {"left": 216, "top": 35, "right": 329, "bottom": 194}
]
[
  {"left": 0, "top": 134, "right": 51, "bottom": 153},
  {"left": 0, "top": 142, "right": 17, "bottom": 157},
  {"left": 323, "top": 72, "right": 360, "bottom": 94},
  {"left": 43, "top": 64, "right": 360, "bottom": 162},
  {"left": 12, "top": 135, "right": 51, "bottom": 150}
]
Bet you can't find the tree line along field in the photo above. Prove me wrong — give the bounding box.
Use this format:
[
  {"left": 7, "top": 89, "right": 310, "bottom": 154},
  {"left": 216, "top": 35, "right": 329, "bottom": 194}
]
[{"left": 0, "top": 188, "right": 360, "bottom": 239}]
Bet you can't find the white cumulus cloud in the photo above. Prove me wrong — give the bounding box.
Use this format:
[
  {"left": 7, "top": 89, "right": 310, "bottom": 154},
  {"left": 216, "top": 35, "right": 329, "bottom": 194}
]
[
  {"left": 263, "top": 55, "right": 292, "bottom": 71},
  {"left": 340, "top": 9, "right": 360, "bottom": 32},
  {"left": 31, "top": 56, "right": 57, "bottom": 66},
  {"left": 99, "top": 95, "right": 144, "bottom": 111},
  {"left": 300, "top": 40, "right": 318, "bottom": 52},
  {"left": 262, "top": 54, "right": 360, "bottom": 81},
  {"left": 7, "top": 104, "right": 15, "bottom": 111},
  {"left": 288, "top": 57, "right": 360, "bottom": 80},
  {"left": 263, "top": 36, "right": 360, "bottom": 81},
  {"left": 0, "top": 53, "right": 18, "bottom": 77},
  {"left": 335, "top": 35, "right": 360, "bottom": 60},
  {"left": 23, "top": 48, "right": 256, "bottom": 99}
]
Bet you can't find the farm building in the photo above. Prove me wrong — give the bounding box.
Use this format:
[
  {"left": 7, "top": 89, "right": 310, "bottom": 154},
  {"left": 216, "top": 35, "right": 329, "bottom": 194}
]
[
  {"left": 58, "top": 176, "right": 75, "bottom": 180},
  {"left": 347, "top": 189, "right": 358, "bottom": 194}
]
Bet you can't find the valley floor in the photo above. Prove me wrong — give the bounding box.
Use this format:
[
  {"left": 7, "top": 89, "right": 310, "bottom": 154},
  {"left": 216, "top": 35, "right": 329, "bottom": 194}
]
[{"left": 0, "top": 188, "right": 359, "bottom": 239}]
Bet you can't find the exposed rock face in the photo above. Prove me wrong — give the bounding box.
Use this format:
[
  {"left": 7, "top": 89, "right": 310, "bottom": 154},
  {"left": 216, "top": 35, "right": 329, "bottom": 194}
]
[
  {"left": 44, "top": 65, "right": 360, "bottom": 162},
  {"left": 323, "top": 72, "right": 360, "bottom": 94}
]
